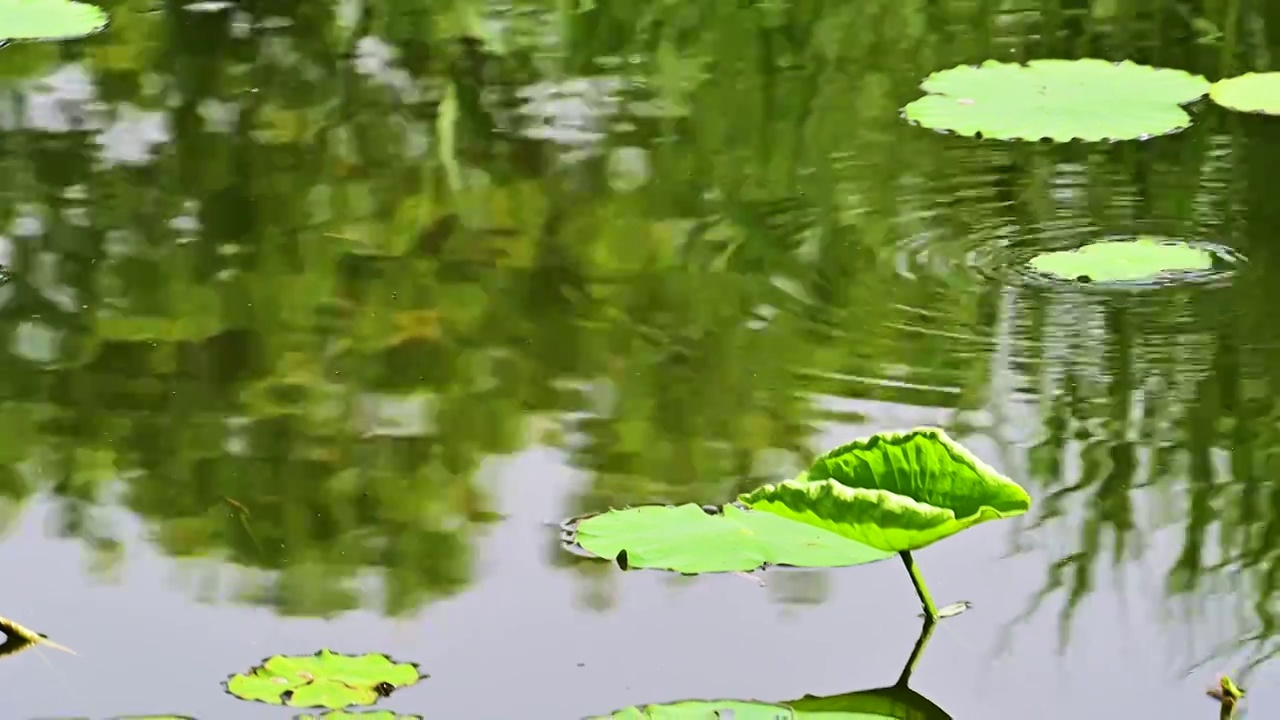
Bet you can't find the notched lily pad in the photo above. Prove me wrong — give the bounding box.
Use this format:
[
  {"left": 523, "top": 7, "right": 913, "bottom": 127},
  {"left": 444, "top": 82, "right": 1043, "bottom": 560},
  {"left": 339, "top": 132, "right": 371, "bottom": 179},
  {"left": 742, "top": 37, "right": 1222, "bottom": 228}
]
[
  {"left": 0, "top": 0, "right": 109, "bottom": 41},
  {"left": 739, "top": 427, "right": 1030, "bottom": 552},
  {"left": 562, "top": 502, "right": 895, "bottom": 574},
  {"left": 1026, "top": 238, "right": 1232, "bottom": 285},
  {"left": 902, "top": 58, "right": 1210, "bottom": 141},
  {"left": 224, "top": 649, "right": 423, "bottom": 709},
  {"left": 1209, "top": 72, "right": 1280, "bottom": 115}
]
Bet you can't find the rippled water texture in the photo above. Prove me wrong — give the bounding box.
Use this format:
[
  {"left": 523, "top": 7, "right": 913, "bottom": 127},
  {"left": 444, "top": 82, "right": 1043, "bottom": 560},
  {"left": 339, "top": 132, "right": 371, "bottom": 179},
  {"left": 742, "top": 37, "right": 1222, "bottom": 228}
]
[{"left": 2, "top": 1, "right": 1280, "bottom": 719}]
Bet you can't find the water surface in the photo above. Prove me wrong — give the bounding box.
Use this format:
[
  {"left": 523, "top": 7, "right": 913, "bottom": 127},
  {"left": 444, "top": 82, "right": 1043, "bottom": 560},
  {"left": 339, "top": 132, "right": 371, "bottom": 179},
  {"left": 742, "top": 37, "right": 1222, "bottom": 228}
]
[{"left": 2, "top": 0, "right": 1280, "bottom": 717}]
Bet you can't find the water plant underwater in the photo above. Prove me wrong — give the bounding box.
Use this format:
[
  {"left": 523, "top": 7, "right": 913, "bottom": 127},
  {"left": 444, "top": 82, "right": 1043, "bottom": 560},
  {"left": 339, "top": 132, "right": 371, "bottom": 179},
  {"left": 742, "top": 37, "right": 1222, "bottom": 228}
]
[{"left": 562, "top": 427, "right": 1032, "bottom": 622}]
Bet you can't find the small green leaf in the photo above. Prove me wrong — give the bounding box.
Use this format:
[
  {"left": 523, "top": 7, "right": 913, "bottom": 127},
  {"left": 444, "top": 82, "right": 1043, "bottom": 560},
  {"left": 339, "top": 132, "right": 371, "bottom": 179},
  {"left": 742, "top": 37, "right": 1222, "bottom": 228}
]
[
  {"left": 902, "top": 59, "right": 1209, "bottom": 141},
  {"left": 740, "top": 427, "right": 1031, "bottom": 552},
  {"left": 223, "top": 650, "right": 423, "bottom": 710},
  {"left": 0, "top": 0, "right": 108, "bottom": 41},
  {"left": 565, "top": 503, "right": 895, "bottom": 574},
  {"left": 1210, "top": 72, "right": 1280, "bottom": 115},
  {"left": 1027, "top": 238, "right": 1215, "bottom": 283}
]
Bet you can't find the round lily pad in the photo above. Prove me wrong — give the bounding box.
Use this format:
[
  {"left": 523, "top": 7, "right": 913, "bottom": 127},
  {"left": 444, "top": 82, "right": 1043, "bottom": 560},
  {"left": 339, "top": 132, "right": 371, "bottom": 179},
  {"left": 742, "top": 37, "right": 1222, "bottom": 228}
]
[
  {"left": 563, "top": 503, "right": 895, "bottom": 574},
  {"left": 224, "top": 650, "right": 423, "bottom": 710},
  {"left": 0, "top": 0, "right": 108, "bottom": 41},
  {"left": 293, "top": 707, "right": 419, "bottom": 712},
  {"left": 591, "top": 680, "right": 949, "bottom": 719},
  {"left": 1209, "top": 72, "right": 1280, "bottom": 115},
  {"left": 902, "top": 59, "right": 1210, "bottom": 141},
  {"left": 1026, "top": 238, "right": 1218, "bottom": 284}
]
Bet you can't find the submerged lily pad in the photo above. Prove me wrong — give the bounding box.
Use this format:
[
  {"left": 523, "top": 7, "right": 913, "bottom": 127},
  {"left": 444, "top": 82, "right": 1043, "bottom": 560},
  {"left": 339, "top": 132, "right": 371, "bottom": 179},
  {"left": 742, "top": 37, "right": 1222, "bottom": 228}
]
[
  {"left": 0, "top": 0, "right": 108, "bottom": 41},
  {"left": 1027, "top": 238, "right": 1215, "bottom": 284},
  {"left": 739, "top": 428, "right": 1030, "bottom": 552},
  {"left": 592, "top": 617, "right": 950, "bottom": 719},
  {"left": 1209, "top": 72, "right": 1280, "bottom": 115},
  {"left": 564, "top": 503, "right": 895, "bottom": 574},
  {"left": 594, "top": 689, "right": 949, "bottom": 720},
  {"left": 224, "top": 650, "right": 422, "bottom": 709},
  {"left": 295, "top": 707, "right": 424, "bottom": 712},
  {"left": 902, "top": 59, "right": 1209, "bottom": 141}
]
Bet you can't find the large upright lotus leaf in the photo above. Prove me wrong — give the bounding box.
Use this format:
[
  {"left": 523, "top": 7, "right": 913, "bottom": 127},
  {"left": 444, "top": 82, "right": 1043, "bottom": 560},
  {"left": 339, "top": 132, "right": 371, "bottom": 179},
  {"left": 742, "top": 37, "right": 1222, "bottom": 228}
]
[
  {"left": 0, "top": 0, "right": 108, "bottom": 40},
  {"left": 224, "top": 649, "right": 422, "bottom": 709},
  {"left": 739, "top": 428, "right": 1030, "bottom": 552},
  {"left": 566, "top": 503, "right": 895, "bottom": 574},
  {"left": 1027, "top": 238, "right": 1215, "bottom": 283},
  {"left": 902, "top": 59, "right": 1210, "bottom": 141},
  {"left": 1209, "top": 72, "right": 1280, "bottom": 115}
]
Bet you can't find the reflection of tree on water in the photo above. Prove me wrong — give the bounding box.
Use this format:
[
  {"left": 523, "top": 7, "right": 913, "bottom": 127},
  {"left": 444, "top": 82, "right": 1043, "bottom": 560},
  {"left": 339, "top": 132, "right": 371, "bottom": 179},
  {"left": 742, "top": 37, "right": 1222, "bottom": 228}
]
[{"left": 1004, "top": 275, "right": 1280, "bottom": 677}]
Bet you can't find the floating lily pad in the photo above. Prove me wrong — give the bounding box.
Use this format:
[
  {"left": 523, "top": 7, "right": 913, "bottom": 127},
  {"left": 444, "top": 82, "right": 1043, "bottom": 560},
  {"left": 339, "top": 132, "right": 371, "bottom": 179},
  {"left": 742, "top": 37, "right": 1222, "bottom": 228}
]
[
  {"left": 564, "top": 503, "right": 895, "bottom": 574},
  {"left": 224, "top": 650, "right": 423, "bottom": 710},
  {"left": 592, "top": 618, "right": 950, "bottom": 719},
  {"left": 595, "top": 688, "right": 951, "bottom": 720},
  {"left": 1027, "top": 238, "right": 1216, "bottom": 284},
  {"left": 0, "top": 0, "right": 108, "bottom": 41},
  {"left": 902, "top": 59, "right": 1210, "bottom": 141},
  {"left": 295, "top": 707, "right": 424, "bottom": 712},
  {"left": 739, "top": 427, "right": 1030, "bottom": 552},
  {"left": 1209, "top": 72, "right": 1280, "bottom": 115}
]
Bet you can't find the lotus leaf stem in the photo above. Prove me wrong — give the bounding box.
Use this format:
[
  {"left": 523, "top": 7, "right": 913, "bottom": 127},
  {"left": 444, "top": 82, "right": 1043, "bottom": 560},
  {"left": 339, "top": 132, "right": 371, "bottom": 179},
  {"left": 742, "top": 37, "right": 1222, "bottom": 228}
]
[
  {"left": 895, "top": 614, "right": 937, "bottom": 687},
  {"left": 899, "top": 551, "right": 939, "bottom": 622}
]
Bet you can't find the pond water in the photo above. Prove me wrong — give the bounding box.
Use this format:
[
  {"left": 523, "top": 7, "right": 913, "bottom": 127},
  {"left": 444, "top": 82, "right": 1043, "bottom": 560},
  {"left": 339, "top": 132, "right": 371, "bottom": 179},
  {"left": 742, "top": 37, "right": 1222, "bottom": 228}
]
[{"left": 2, "top": 0, "right": 1280, "bottom": 718}]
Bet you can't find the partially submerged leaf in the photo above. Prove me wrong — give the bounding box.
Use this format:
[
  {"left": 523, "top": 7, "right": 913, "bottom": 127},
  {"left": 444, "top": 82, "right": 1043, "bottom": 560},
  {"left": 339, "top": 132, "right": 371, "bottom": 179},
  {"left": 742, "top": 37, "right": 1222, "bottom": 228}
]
[
  {"left": 592, "top": 700, "right": 793, "bottom": 719},
  {"left": 902, "top": 59, "right": 1209, "bottom": 141},
  {"left": 740, "top": 428, "right": 1030, "bottom": 552},
  {"left": 0, "top": 0, "right": 108, "bottom": 41},
  {"left": 1209, "top": 72, "right": 1280, "bottom": 115},
  {"left": 224, "top": 650, "right": 422, "bottom": 709},
  {"left": 565, "top": 503, "right": 895, "bottom": 574},
  {"left": 591, "top": 684, "right": 950, "bottom": 719},
  {"left": 295, "top": 707, "right": 424, "bottom": 712},
  {"left": 1027, "top": 238, "right": 1216, "bottom": 284},
  {"left": 0, "top": 615, "right": 77, "bottom": 658}
]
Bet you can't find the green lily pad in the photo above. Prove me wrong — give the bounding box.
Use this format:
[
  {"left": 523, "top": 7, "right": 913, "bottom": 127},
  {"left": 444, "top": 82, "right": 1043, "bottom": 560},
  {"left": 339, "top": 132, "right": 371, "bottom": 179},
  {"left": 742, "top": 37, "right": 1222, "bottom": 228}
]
[
  {"left": 224, "top": 650, "right": 423, "bottom": 710},
  {"left": 902, "top": 59, "right": 1210, "bottom": 141},
  {"left": 1209, "top": 72, "right": 1280, "bottom": 115},
  {"left": 592, "top": 700, "right": 793, "bottom": 719},
  {"left": 1027, "top": 238, "right": 1216, "bottom": 283},
  {"left": 564, "top": 503, "right": 895, "bottom": 574},
  {"left": 295, "top": 707, "right": 424, "bottom": 712},
  {"left": 0, "top": 0, "right": 108, "bottom": 41},
  {"left": 739, "top": 428, "right": 1030, "bottom": 553},
  {"left": 591, "top": 675, "right": 949, "bottom": 719}
]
